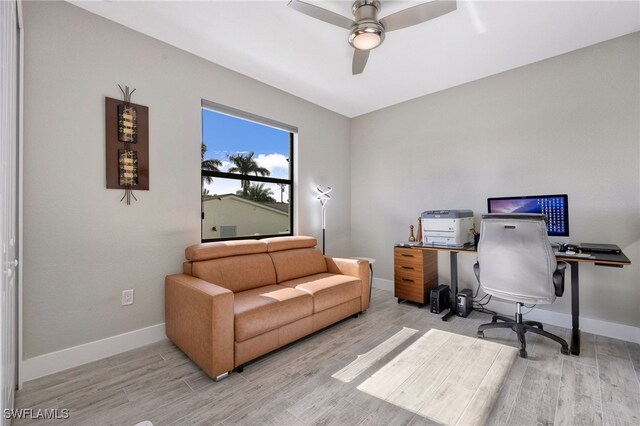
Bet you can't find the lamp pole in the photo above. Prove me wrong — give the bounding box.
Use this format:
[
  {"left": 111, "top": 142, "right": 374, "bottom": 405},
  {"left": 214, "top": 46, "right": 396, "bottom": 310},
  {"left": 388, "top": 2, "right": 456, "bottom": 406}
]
[{"left": 316, "top": 185, "right": 332, "bottom": 255}]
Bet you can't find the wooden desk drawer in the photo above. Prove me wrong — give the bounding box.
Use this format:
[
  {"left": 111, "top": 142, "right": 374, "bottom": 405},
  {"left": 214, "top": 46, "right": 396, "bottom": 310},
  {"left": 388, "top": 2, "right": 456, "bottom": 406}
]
[
  {"left": 394, "top": 275, "right": 425, "bottom": 302},
  {"left": 394, "top": 248, "right": 423, "bottom": 266},
  {"left": 393, "top": 247, "right": 438, "bottom": 305},
  {"left": 395, "top": 279, "right": 424, "bottom": 301},
  {"left": 395, "top": 270, "right": 422, "bottom": 284},
  {"left": 394, "top": 267, "right": 423, "bottom": 282},
  {"left": 395, "top": 263, "right": 421, "bottom": 274}
]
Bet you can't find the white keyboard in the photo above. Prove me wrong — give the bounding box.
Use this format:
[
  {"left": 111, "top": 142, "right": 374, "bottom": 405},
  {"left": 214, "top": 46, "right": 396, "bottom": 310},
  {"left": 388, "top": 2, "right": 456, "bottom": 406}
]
[{"left": 553, "top": 252, "right": 594, "bottom": 258}]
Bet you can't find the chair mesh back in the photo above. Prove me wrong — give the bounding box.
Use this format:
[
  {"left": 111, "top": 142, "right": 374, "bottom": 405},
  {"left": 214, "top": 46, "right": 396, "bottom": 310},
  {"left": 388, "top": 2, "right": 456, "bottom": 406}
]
[{"left": 478, "top": 215, "right": 558, "bottom": 305}]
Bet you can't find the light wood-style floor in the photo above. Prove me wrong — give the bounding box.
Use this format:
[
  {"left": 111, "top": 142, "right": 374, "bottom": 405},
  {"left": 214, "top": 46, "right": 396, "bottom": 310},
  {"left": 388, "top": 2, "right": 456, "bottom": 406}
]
[{"left": 14, "top": 288, "right": 640, "bottom": 426}]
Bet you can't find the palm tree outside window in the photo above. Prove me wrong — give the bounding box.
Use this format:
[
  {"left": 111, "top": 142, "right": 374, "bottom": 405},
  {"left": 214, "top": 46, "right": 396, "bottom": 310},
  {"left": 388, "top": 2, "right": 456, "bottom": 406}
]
[
  {"left": 201, "top": 143, "right": 221, "bottom": 196},
  {"left": 227, "top": 152, "right": 271, "bottom": 196}
]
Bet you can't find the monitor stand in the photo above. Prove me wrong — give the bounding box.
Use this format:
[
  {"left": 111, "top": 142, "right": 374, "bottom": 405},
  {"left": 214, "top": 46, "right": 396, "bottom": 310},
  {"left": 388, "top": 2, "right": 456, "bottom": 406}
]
[{"left": 549, "top": 236, "right": 570, "bottom": 249}]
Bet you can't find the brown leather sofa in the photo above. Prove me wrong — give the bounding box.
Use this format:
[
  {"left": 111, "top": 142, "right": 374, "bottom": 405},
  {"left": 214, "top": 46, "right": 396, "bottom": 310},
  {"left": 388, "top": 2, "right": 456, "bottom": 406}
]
[{"left": 165, "top": 236, "right": 370, "bottom": 379}]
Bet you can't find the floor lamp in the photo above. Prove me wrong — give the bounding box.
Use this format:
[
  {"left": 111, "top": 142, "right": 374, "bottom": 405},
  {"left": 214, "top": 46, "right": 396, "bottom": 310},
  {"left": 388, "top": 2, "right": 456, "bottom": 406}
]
[{"left": 316, "top": 185, "right": 332, "bottom": 255}]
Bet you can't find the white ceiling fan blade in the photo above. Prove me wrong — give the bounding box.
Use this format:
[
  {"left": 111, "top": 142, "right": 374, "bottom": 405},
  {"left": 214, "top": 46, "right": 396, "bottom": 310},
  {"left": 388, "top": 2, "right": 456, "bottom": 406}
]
[
  {"left": 380, "top": 0, "right": 457, "bottom": 33},
  {"left": 287, "top": 0, "right": 356, "bottom": 30},
  {"left": 352, "top": 49, "right": 370, "bottom": 75}
]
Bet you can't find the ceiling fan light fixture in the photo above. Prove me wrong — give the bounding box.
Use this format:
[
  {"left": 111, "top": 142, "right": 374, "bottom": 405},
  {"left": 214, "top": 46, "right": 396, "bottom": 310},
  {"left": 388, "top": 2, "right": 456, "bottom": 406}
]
[
  {"left": 349, "top": 24, "right": 385, "bottom": 50},
  {"left": 288, "top": 0, "right": 458, "bottom": 74}
]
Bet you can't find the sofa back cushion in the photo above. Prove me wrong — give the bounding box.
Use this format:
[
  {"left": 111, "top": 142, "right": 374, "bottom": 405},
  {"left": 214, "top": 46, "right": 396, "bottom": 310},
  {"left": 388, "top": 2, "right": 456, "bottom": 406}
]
[
  {"left": 192, "top": 253, "right": 277, "bottom": 293},
  {"left": 269, "top": 248, "right": 327, "bottom": 283},
  {"left": 185, "top": 240, "right": 267, "bottom": 261},
  {"left": 263, "top": 236, "right": 317, "bottom": 252}
]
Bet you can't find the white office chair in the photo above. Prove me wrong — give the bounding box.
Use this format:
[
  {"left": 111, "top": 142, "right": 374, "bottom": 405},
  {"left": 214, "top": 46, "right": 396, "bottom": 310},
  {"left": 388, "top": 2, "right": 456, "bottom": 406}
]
[{"left": 474, "top": 214, "right": 570, "bottom": 358}]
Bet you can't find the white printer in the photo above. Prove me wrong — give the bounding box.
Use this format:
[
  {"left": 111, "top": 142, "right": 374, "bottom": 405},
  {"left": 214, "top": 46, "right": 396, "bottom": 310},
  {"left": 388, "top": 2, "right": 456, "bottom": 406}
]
[{"left": 421, "top": 210, "right": 474, "bottom": 248}]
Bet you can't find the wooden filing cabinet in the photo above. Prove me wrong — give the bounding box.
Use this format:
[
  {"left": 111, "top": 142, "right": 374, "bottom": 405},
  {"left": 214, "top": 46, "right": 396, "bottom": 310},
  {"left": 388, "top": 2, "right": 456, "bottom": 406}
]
[{"left": 394, "top": 247, "right": 438, "bottom": 306}]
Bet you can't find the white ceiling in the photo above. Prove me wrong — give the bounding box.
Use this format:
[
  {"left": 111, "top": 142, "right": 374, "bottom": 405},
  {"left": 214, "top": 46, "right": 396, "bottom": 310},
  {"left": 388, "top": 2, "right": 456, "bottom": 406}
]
[{"left": 70, "top": 0, "right": 640, "bottom": 117}]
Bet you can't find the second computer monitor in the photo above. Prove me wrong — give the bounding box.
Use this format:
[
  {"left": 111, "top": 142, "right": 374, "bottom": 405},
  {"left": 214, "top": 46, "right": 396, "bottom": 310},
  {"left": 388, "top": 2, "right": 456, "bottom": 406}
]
[{"left": 487, "top": 194, "right": 569, "bottom": 238}]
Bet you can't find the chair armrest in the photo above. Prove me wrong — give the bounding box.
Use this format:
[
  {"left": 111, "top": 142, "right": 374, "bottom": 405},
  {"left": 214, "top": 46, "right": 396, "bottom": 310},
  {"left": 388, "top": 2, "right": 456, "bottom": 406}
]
[
  {"left": 165, "top": 274, "right": 234, "bottom": 378},
  {"left": 553, "top": 261, "right": 568, "bottom": 297},
  {"left": 325, "top": 257, "right": 371, "bottom": 311}
]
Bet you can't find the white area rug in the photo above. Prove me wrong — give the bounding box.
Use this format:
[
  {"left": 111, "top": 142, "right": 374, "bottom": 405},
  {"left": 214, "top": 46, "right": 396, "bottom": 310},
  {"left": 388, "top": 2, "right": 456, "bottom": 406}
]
[
  {"left": 333, "top": 327, "right": 419, "bottom": 383},
  {"left": 355, "top": 328, "right": 518, "bottom": 425}
]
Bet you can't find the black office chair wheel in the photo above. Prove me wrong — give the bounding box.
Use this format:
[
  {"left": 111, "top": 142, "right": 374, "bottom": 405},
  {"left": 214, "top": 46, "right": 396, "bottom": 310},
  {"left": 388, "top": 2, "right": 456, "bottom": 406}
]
[
  {"left": 561, "top": 347, "right": 570, "bottom": 355},
  {"left": 477, "top": 331, "right": 484, "bottom": 338},
  {"left": 519, "top": 349, "right": 528, "bottom": 358}
]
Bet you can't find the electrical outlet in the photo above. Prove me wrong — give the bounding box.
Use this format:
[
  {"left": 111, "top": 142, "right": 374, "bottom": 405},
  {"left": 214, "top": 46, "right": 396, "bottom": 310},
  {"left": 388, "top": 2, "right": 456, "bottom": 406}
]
[{"left": 122, "top": 289, "right": 134, "bottom": 306}]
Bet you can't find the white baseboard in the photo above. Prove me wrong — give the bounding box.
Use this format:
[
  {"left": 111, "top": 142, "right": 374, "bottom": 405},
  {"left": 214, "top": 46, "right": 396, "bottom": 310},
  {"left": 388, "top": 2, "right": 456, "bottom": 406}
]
[
  {"left": 372, "top": 280, "right": 640, "bottom": 344},
  {"left": 21, "top": 323, "right": 166, "bottom": 383}
]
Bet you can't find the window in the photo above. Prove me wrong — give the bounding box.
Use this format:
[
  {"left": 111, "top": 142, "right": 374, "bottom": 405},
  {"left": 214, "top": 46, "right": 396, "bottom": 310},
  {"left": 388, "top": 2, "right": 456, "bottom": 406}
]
[
  {"left": 201, "top": 100, "right": 295, "bottom": 242},
  {"left": 219, "top": 226, "right": 237, "bottom": 238}
]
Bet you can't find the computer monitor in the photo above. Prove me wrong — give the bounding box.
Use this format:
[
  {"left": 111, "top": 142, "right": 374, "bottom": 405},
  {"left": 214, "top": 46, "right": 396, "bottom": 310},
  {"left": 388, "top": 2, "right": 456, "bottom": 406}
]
[{"left": 487, "top": 194, "right": 569, "bottom": 241}]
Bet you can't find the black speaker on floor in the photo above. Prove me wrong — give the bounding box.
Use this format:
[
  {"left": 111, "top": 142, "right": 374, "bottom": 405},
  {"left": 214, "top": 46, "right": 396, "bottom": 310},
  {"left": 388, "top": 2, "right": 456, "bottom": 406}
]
[
  {"left": 430, "top": 285, "right": 450, "bottom": 314},
  {"left": 456, "top": 289, "right": 473, "bottom": 318}
]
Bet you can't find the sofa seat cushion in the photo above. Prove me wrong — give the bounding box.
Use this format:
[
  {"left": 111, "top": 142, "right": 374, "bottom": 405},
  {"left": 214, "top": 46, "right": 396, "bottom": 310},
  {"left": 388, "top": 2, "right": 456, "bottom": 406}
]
[
  {"left": 234, "top": 285, "right": 313, "bottom": 342},
  {"left": 280, "top": 273, "right": 362, "bottom": 313}
]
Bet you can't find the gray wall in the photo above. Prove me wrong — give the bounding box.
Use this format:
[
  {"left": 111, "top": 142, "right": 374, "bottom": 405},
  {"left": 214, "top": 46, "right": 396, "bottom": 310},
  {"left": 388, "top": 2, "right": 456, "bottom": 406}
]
[
  {"left": 22, "top": 1, "right": 351, "bottom": 358},
  {"left": 351, "top": 33, "right": 640, "bottom": 327},
  {"left": 22, "top": 0, "right": 640, "bottom": 361}
]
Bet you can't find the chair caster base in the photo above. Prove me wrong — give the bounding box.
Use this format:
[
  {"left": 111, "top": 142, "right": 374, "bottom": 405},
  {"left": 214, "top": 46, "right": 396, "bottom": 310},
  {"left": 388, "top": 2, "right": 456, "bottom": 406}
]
[
  {"left": 477, "top": 331, "right": 484, "bottom": 338},
  {"left": 519, "top": 349, "right": 528, "bottom": 358},
  {"left": 561, "top": 347, "right": 570, "bottom": 355}
]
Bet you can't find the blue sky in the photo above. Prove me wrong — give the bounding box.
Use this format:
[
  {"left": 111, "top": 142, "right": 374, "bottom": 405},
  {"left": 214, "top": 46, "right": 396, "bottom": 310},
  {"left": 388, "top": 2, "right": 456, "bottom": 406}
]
[
  {"left": 202, "top": 109, "right": 289, "bottom": 162},
  {"left": 201, "top": 108, "right": 291, "bottom": 201}
]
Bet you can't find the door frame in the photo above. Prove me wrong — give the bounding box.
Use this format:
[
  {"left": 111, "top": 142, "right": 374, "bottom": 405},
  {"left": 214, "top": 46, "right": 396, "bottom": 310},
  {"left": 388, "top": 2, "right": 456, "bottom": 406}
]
[{"left": 16, "top": 0, "right": 24, "bottom": 390}]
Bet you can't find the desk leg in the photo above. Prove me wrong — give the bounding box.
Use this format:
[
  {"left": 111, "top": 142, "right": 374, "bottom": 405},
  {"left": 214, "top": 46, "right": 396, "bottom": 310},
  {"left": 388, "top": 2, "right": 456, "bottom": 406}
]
[
  {"left": 442, "top": 252, "right": 458, "bottom": 321},
  {"left": 570, "top": 261, "right": 580, "bottom": 355},
  {"left": 369, "top": 264, "right": 373, "bottom": 304}
]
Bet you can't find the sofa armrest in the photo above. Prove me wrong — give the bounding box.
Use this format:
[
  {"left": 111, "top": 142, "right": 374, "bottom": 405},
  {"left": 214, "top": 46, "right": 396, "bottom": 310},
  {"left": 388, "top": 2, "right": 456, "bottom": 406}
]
[
  {"left": 165, "top": 274, "right": 234, "bottom": 378},
  {"left": 325, "top": 257, "right": 371, "bottom": 311}
]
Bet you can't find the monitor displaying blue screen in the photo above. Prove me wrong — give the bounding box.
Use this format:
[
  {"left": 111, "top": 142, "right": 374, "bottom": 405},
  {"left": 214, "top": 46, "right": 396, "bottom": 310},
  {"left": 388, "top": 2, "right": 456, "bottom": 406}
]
[{"left": 487, "top": 194, "right": 569, "bottom": 237}]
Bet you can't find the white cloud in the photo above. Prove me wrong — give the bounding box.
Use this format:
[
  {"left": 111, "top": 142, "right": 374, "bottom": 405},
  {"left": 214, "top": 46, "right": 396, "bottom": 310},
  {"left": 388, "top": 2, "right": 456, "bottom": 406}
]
[
  {"left": 255, "top": 153, "right": 289, "bottom": 178},
  {"left": 212, "top": 153, "right": 289, "bottom": 177}
]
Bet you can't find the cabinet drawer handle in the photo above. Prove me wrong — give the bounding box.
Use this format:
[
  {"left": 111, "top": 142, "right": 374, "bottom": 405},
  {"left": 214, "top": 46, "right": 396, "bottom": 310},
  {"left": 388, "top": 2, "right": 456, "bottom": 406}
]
[
  {"left": 401, "top": 254, "right": 414, "bottom": 257},
  {"left": 402, "top": 266, "right": 414, "bottom": 270},
  {"left": 402, "top": 278, "right": 414, "bottom": 282}
]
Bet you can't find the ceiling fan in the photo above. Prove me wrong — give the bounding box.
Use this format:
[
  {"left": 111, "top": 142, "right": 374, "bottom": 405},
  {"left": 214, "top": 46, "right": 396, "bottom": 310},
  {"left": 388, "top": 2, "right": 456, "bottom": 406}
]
[{"left": 287, "top": 0, "right": 457, "bottom": 75}]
